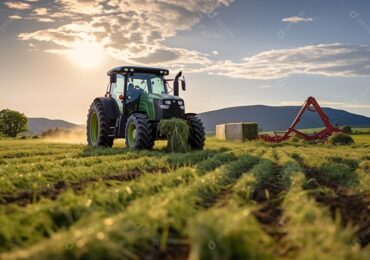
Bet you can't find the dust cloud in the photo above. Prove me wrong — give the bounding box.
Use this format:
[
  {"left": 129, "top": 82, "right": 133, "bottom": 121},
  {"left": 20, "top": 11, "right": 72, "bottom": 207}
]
[{"left": 41, "top": 128, "right": 87, "bottom": 144}]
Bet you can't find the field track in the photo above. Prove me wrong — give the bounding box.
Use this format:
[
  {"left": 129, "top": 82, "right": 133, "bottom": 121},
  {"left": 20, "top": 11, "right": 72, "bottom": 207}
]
[{"left": 0, "top": 137, "right": 369, "bottom": 259}]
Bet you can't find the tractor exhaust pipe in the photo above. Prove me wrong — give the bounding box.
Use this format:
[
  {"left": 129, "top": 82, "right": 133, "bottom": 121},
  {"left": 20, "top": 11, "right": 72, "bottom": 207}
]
[
  {"left": 173, "top": 71, "right": 182, "bottom": 96},
  {"left": 173, "top": 71, "right": 186, "bottom": 96}
]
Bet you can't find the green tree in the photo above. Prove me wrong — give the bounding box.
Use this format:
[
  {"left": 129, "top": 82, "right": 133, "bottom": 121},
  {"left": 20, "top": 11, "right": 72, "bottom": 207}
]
[{"left": 0, "top": 109, "right": 28, "bottom": 137}]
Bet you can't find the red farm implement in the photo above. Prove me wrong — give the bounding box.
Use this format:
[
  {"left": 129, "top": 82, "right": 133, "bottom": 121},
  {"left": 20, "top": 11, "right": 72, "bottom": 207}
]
[{"left": 259, "top": 96, "right": 341, "bottom": 143}]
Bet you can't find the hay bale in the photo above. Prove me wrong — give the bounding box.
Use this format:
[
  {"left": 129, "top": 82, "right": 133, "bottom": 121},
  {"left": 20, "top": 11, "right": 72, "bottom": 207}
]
[
  {"left": 159, "top": 118, "right": 190, "bottom": 152},
  {"left": 215, "top": 124, "right": 226, "bottom": 140},
  {"left": 216, "top": 122, "right": 258, "bottom": 142},
  {"left": 242, "top": 123, "right": 258, "bottom": 141}
]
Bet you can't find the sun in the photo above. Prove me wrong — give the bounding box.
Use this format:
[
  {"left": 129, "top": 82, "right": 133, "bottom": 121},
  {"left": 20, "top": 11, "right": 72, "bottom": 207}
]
[{"left": 68, "top": 42, "right": 104, "bottom": 68}]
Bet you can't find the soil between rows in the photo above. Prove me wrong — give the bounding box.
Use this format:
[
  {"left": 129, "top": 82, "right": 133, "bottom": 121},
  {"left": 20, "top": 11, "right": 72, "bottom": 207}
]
[
  {"left": 0, "top": 169, "right": 147, "bottom": 206},
  {"left": 251, "top": 165, "right": 293, "bottom": 257},
  {"left": 304, "top": 166, "right": 370, "bottom": 247}
]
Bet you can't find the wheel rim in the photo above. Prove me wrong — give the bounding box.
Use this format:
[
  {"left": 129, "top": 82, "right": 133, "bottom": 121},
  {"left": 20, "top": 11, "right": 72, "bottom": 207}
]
[
  {"left": 89, "top": 112, "right": 99, "bottom": 145},
  {"left": 127, "top": 122, "right": 137, "bottom": 147}
]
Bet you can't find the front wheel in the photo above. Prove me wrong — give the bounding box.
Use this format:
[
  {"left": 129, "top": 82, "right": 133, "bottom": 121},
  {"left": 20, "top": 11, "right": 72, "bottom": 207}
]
[
  {"left": 125, "top": 113, "right": 154, "bottom": 149},
  {"left": 186, "top": 115, "right": 205, "bottom": 150}
]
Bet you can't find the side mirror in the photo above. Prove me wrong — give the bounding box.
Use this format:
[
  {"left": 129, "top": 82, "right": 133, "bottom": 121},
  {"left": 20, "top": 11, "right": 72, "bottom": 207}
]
[
  {"left": 174, "top": 80, "right": 179, "bottom": 96},
  {"left": 181, "top": 77, "right": 186, "bottom": 91},
  {"left": 110, "top": 74, "right": 117, "bottom": 84}
]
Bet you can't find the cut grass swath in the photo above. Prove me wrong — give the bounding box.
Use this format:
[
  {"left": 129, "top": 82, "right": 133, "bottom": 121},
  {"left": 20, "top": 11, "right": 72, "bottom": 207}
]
[
  {"left": 159, "top": 118, "right": 189, "bottom": 152},
  {"left": 0, "top": 150, "right": 227, "bottom": 251},
  {"left": 0, "top": 137, "right": 370, "bottom": 259}
]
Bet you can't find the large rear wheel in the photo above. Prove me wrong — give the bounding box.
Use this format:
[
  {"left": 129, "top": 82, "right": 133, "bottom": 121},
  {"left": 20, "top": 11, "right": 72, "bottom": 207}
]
[
  {"left": 125, "top": 113, "right": 154, "bottom": 149},
  {"left": 186, "top": 115, "right": 205, "bottom": 150},
  {"left": 86, "top": 100, "right": 114, "bottom": 147}
]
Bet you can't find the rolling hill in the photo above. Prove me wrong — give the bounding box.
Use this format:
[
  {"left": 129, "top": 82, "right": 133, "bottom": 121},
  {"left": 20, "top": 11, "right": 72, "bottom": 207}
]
[
  {"left": 28, "top": 118, "right": 83, "bottom": 135},
  {"left": 197, "top": 105, "right": 370, "bottom": 132},
  {"left": 27, "top": 106, "right": 370, "bottom": 135}
]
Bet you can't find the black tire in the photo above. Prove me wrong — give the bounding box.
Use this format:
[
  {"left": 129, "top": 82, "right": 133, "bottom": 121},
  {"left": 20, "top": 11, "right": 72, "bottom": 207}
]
[
  {"left": 187, "top": 115, "right": 205, "bottom": 150},
  {"left": 86, "top": 100, "right": 114, "bottom": 147},
  {"left": 125, "top": 113, "right": 154, "bottom": 149}
]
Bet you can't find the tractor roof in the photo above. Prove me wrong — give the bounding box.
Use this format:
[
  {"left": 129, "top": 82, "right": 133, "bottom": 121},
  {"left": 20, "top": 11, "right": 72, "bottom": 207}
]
[{"left": 107, "top": 66, "right": 169, "bottom": 76}]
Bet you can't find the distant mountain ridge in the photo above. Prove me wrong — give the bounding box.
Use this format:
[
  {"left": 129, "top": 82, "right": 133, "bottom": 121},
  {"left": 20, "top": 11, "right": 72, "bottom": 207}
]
[
  {"left": 27, "top": 105, "right": 370, "bottom": 135},
  {"left": 197, "top": 105, "right": 370, "bottom": 132},
  {"left": 28, "top": 118, "right": 83, "bottom": 135}
]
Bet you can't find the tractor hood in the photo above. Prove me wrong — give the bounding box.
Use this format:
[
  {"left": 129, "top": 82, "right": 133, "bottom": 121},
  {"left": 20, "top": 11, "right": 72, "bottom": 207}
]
[{"left": 148, "top": 93, "right": 183, "bottom": 101}]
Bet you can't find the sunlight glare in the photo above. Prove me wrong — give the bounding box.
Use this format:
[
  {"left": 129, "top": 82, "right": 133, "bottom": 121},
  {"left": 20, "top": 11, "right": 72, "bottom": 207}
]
[{"left": 69, "top": 42, "right": 104, "bottom": 68}]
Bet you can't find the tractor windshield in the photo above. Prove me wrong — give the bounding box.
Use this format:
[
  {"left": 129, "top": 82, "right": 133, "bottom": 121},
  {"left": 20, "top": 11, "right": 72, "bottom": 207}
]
[{"left": 127, "top": 73, "right": 167, "bottom": 95}]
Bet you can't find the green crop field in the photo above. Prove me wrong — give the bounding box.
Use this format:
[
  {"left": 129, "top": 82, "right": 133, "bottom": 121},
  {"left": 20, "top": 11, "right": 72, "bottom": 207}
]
[{"left": 0, "top": 137, "right": 369, "bottom": 259}]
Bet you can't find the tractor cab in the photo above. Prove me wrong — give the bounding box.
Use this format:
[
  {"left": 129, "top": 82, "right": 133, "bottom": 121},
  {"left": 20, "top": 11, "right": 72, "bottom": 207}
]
[
  {"left": 107, "top": 67, "right": 185, "bottom": 122},
  {"left": 87, "top": 66, "right": 205, "bottom": 149}
]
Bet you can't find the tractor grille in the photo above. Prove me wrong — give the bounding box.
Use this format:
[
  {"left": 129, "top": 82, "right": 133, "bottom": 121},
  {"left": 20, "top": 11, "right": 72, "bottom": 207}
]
[{"left": 154, "top": 99, "right": 185, "bottom": 121}]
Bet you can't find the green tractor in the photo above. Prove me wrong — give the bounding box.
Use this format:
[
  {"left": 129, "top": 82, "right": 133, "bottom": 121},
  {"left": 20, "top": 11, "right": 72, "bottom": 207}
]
[{"left": 86, "top": 66, "right": 205, "bottom": 149}]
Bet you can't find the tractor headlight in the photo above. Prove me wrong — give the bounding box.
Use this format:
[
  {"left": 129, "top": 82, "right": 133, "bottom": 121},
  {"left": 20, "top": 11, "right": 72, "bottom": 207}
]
[
  {"left": 180, "top": 105, "right": 185, "bottom": 110},
  {"left": 164, "top": 100, "right": 172, "bottom": 105},
  {"left": 160, "top": 105, "right": 170, "bottom": 109},
  {"left": 177, "top": 100, "right": 184, "bottom": 105}
]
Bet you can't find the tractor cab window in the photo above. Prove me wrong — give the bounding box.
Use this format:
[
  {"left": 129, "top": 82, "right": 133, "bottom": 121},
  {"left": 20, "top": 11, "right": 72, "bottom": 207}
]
[
  {"left": 151, "top": 77, "right": 166, "bottom": 94},
  {"left": 127, "top": 73, "right": 167, "bottom": 95},
  {"left": 110, "top": 74, "right": 124, "bottom": 113}
]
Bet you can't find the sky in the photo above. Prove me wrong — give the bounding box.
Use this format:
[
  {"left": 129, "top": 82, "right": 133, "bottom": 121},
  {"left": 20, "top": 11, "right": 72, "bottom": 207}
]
[{"left": 0, "top": 0, "right": 370, "bottom": 124}]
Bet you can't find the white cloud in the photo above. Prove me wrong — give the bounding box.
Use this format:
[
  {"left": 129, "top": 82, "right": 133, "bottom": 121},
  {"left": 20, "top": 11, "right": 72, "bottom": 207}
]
[
  {"left": 4, "top": 1, "right": 31, "bottom": 10},
  {"left": 34, "top": 8, "right": 48, "bottom": 16},
  {"left": 281, "top": 100, "right": 370, "bottom": 109},
  {"left": 282, "top": 16, "right": 313, "bottom": 23},
  {"left": 6, "top": 1, "right": 370, "bottom": 81},
  {"left": 8, "top": 15, "right": 22, "bottom": 19},
  {"left": 19, "top": 22, "right": 97, "bottom": 47},
  {"left": 16, "top": 0, "right": 233, "bottom": 66},
  {"left": 57, "top": 0, "right": 104, "bottom": 15},
  {"left": 205, "top": 43, "right": 370, "bottom": 79},
  {"left": 37, "top": 18, "right": 55, "bottom": 23},
  {"left": 259, "top": 85, "right": 273, "bottom": 89}
]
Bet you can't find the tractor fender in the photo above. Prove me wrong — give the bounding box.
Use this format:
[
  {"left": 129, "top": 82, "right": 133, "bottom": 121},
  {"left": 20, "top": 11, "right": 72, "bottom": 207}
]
[
  {"left": 127, "top": 110, "right": 147, "bottom": 117},
  {"left": 185, "top": 113, "right": 197, "bottom": 118},
  {"left": 94, "top": 97, "right": 120, "bottom": 121}
]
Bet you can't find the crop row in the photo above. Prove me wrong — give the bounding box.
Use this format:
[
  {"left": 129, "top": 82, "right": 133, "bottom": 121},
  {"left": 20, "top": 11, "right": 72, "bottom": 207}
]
[
  {"left": 0, "top": 140, "right": 369, "bottom": 259},
  {"left": 1, "top": 153, "right": 260, "bottom": 259},
  {"left": 0, "top": 151, "right": 238, "bottom": 251},
  {"left": 0, "top": 147, "right": 237, "bottom": 195}
]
